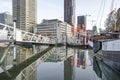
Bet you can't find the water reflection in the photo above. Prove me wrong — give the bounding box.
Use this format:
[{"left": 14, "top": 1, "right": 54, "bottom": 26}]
[
  {"left": 38, "top": 48, "right": 98, "bottom": 80},
  {"left": 3, "top": 48, "right": 13, "bottom": 67},
  {"left": 38, "top": 48, "right": 120, "bottom": 80},
  {"left": 0, "top": 45, "right": 48, "bottom": 68},
  {"left": 0, "top": 45, "right": 49, "bottom": 79},
  {"left": 14, "top": 46, "right": 52, "bottom": 80},
  {"left": 0, "top": 47, "right": 14, "bottom": 73},
  {"left": 0, "top": 46, "right": 120, "bottom": 80},
  {"left": 15, "top": 61, "right": 37, "bottom": 80},
  {"left": 64, "top": 56, "right": 74, "bottom": 80},
  {"left": 16, "top": 47, "right": 34, "bottom": 64},
  {"left": 76, "top": 50, "right": 86, "bottom": 68},
  {"left": 74, "top": 50, "right": 100, "bottom": 80}
]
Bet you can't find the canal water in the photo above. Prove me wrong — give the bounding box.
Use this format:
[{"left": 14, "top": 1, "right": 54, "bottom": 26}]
[{"left": 0, "top": 46, "right": 120, "bottom": 80}]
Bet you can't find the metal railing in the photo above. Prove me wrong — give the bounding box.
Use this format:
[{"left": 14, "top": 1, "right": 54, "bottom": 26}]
[{"left": 0, "top": 23, "right": 54, "bottom": 44}]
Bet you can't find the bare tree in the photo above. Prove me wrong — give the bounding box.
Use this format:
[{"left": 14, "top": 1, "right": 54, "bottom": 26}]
[{"left": 105, "top": 9, "right": 120, "bottom": 32}]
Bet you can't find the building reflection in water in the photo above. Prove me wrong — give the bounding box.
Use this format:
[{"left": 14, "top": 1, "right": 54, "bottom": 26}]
[
  {"left": 45, "top": 47, "right": 74, "bottom": 62},
  {"left": 15, "top": 45, "right": 48, "bottom": 80},
  {"left": 16, "top": 46, "right": 33, "bottom": 64},
  {"left": 64, "top": 49, "right": 87, "bottom": 80},
  {"left": 64, "top": 49, "right": 95, "bottom": 80},
  {"left": 15, "top": 46, "right": 37, "bottom": 80},
  {"left": 0, "top": 47, "right": 14, "bottom": 69},
  {"left": 64, "top": 56, "right": 74, "bottom": 80},
  {"left": 15, "top": 61, "right": 37, "bottom": 80},
  {"left": 37, "top": 47, "right": 75, "bottom": 80},
  {"left": 0, "top": 47, "right": 14, "bottom": 74},
  {"left": 0, "top": 45, "right": 39, "bottom": 80},
  {"left": 1, "top": 46, "right": 119, "bottom": 80},
  {"left": 14, "top": 47, "right": 119, "bottom": 80},
  {"left": 76, "top": 50, "right": 86, "bottom": 69}
]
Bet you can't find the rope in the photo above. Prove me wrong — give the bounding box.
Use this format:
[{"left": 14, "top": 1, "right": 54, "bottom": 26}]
[
  {"left": 110, "top": 0, "right": 114, "bottom": 11},
  {"left": 99, "top": 0, "right": 106, "bottom": 28},
  {"left": 95, "top": 0, "right": 104, "bottom": 25}
]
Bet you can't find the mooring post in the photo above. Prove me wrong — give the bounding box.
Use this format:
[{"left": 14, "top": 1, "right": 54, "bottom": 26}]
[
  {"left": 33, "top": 45, "right": 37, "bottom": 54},
  {"left": 13, "top": 46, "right": 16, "bottom": 62},
  {"left": 13, "top": 20, "right": 17, "bottom": 65}
]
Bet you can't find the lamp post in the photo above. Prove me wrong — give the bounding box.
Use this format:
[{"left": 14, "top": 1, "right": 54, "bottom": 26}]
[
  {"left": 84, "top": 15, "right": 91, "bottom": 45},
  {"left": 84, "top": 15, "right": 91, "bottom": 33}
]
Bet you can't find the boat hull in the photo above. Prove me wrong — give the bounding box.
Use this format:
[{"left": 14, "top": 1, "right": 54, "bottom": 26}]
[
  {"left": 99, "top": 50, "right": 120, "bottom": 72},
  {"left": 93, "top": 57, "right": 120, "bottom": 80}
]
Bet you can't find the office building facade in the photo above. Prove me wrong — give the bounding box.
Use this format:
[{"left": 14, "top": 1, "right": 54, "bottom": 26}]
[
  {"left": 77, "top": 16, "right": 86, "bottom": 35},
  {"left": 35, "top": 19, "right": 73, "bottom": 43},
  {"left": 13, "top": 0, "right": 37, "bottom": 32},
  {"left": 0, "top": 12, "right": 13, "bottom": 26},
  {"left": 77, "top": 16, "right": 86, "bottom": 29}
]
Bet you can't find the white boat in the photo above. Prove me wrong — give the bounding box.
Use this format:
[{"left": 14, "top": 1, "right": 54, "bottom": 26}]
[
  {"left": 88, "top": 31, "right": 120, "bottom": 53},
  {"left": 88, "top": 34, "right": 120, "bottom": 72}
]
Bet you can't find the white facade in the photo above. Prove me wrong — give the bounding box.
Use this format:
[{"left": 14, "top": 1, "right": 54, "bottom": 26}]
[
  {"left": 35, "top": 19, "right": 73, "bottom": 43},
  {"left": 102, "top": 39, "right": 120, "bottom": 51}
]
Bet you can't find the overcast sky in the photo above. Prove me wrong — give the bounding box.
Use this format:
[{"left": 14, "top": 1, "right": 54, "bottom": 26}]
[{"left": 0, "top": 0, "right": 120, "bottom": 30}]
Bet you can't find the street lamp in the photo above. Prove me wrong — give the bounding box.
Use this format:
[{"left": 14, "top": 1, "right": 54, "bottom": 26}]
[
  {"left": 85, "top": 14, "right": 91, "bottom": 26},
  {"left": 84, "top": 15, "right": 91, "bottom": 45}
]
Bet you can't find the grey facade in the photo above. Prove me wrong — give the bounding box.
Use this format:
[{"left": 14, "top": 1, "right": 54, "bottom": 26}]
[
  {"left": 0, "top": 12, "right": 13, "bottom": 26},
  {"left": 13, "top": 0, "right": 37, "bottom": 32},
  {"left": 64, "top": 0, "right": 75, "bottom": 26}
]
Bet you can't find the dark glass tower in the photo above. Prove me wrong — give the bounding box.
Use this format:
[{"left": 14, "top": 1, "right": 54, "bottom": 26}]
[{"left": 64, "top": 0, "right": 75, "bottom": 26}]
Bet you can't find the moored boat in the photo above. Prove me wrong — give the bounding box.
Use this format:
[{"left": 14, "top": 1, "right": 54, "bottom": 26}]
[{"left": 88, "top": 32, "right": 120, "bottom": 72}]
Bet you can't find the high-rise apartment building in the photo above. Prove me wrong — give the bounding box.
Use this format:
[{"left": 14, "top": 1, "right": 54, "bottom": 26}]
[
  {"left": 77, "top": 16, "right": 86, "bottom": 30},
  {"left": 64, "top": 0, "right": 75, "bottom": 26},
  {"left": 13, "top": 0, "right": 37, "bottom": 32},
  {"left": 0, "top": 12, "right": 13, "bottom": 26}
]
